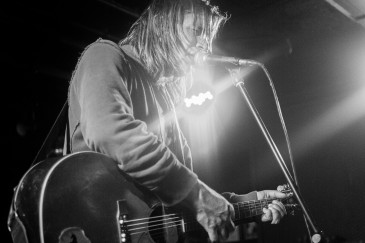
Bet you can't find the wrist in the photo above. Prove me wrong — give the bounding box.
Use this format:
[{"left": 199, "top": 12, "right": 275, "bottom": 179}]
[{"left": 180, "top": 180, "right": 201, "bottom": 210}]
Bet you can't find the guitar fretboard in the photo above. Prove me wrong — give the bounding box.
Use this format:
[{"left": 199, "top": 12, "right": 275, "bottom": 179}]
[
  {"left": 179, "top": 198, "right": 276, "bottom": 233},
  {"left": 233, "top": 198, "right": 274, "bottom": 222}
]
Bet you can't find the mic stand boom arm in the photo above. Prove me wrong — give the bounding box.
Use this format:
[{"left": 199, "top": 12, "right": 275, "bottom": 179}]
[{"left": 231, "top": 73, "right": 323, "bottom": 243}]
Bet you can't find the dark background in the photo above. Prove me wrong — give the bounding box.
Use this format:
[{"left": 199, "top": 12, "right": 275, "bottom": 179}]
[{"left": 2, "top": 0, "right": 365, "bottom": 242}]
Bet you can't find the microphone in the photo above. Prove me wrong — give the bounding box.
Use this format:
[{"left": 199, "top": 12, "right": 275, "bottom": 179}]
[{"left": 194, "top": 52, "right": 259, "bottom": 66}]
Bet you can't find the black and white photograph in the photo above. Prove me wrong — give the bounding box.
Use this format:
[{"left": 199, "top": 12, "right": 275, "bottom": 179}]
[{"left": 3, "top": 0, "right": 365, "bottom": 242}]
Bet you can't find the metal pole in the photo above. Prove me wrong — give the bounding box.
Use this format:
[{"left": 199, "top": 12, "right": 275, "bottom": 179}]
[{"left": 234, "top": 80, "right": 323, "bottom": 243}]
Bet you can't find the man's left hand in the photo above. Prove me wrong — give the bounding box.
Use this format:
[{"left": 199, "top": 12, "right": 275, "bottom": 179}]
[{"left": 257, "top": 190, "right": 287, "bottom": 224}]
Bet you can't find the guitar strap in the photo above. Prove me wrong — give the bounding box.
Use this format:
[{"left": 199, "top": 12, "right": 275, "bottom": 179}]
[{"left": 31, "top": 100, "right": 70, "bottom": 167}]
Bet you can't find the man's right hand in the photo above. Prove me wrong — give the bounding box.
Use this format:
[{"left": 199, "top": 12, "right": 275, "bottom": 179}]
[{"left": 184, "top": 180, "right": 235, "bottom": 242}]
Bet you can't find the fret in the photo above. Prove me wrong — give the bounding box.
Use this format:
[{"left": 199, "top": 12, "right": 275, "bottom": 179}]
[
  {"left": 233, "top": 198, "right": 277, "bottom": 221},
  {"left": 254, "top": 200, "right": 259, "bottom": 215},
  {"left": 248, "top": 201, "right": 252, "bottom": 217},
  {"left": 234, "top": 203, "right": 240, "bottom": 221}
]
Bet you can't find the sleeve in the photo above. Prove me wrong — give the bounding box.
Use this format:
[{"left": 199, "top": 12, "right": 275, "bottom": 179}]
[
  {"left": 180, "top": 129, "right": 194, "bottom": 171},
  {"left": 73, "top": 41, "right": 198, "bottom": 206}
]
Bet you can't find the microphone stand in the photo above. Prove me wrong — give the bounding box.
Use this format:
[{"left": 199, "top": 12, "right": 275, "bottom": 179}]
[{"left": 228, "top": 65, "right": 323, "bottom": 243}]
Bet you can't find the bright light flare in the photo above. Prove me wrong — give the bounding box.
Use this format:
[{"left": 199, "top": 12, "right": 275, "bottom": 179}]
[
  {"left": 184, "top": 91, "right": 213, "bottom": 108},
  {"left": 178, "top": 43, "right": 291, "bottom": 167},
  {"left": 293, "top": 33, "right": 365, "bottom": 155},
  {"left": 293, "top": 82, "right": 365, "bottom": 156}
]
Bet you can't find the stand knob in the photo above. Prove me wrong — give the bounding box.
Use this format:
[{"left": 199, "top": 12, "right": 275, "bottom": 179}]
[{"left": 311, "top": 233, "right": 321, "bottom": 243}]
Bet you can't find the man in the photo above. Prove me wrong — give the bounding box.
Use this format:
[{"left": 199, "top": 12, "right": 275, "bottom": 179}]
[{"left": 68, "top": 0, "right": 287, "bottom": 241}]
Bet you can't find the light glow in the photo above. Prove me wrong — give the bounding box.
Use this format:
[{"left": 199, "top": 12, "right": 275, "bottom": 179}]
[
  {"left": 177, "top": 43, "right": 289, "bottom": 168},
  {"left": 294, "top": 84, "right": 365, "bottom": 156},
  {"left": 184, "top": 91, "right": 213, "bottom": 107}
]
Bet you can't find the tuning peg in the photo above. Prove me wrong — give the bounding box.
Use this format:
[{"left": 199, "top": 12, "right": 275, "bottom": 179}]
[
  {"left": 277, "top": 184, "right": 291, "bottom": 192},
  {"left": 285, "top": 203, "right": 301, "bottom": 216}
]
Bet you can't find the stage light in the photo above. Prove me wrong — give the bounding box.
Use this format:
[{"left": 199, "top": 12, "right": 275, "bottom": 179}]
[
  {"left": 184, "top": 91, "right": 214, "bottom": 108},
  {"left": 180, "top": 64, "right": 216, "bottom": 116},
  {"left": 177, "top": 43, "right": 286, "bottom": 166}
]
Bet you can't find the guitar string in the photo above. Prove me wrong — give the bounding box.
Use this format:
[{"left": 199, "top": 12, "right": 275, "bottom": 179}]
[
  {"left": 126, "top": 205, "right": 263, "bottom": 230},
  {"left": 128, "top": 200, "right": 287, "bottom": 239},
  {"left": 128, "top": 211, "right": 258, "bottom": 235},
  {"left": 129, "top": 219, "right": 184, "bottom": 234},
  {"left": 127, "top": 216, "right": 181, "bottom": 227},
  {"left": 129, "top": 211, "right": 267, "bottom": 238},
  {"left": 124, "top": 213, "right": 178, "bottom": 223},
  {"left": 130, "top": 213, "right": 269, "bottom": 238},
  {"left": 126, "top": 199, "right": 275, "bottom": 230},
  {"left": 129, "top": 201, "right": 296, "bottom": 239},
  {"left": 127, "top": 202, "right": 270, "bottom": 230},
  {"left": 124, "top": 198, "right": 275, "bottom": 226},
  {"left": 126, "top": 201, "right": 273, "bottom": 236},
  {"left": 127, "top": 198, "right": 291, "bottom": 239},
  {"left": 128, "top": 202, "right": 286, "bottom": 239}
]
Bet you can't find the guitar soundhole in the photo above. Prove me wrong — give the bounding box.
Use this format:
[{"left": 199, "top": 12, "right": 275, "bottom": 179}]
[
  {"left": 148, "top": 206, "right": 179, "bottom": 243},
  {"left": 58, "top": 227, "right": 91, "bottom": 243}
]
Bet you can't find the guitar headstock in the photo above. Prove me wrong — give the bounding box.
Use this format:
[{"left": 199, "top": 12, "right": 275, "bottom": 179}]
[
  {"left": 277, "top": 184, "right": 300, "bottom": 216},
  {"left": 277, "top": 183, "right": 293, "bottom": 195}
]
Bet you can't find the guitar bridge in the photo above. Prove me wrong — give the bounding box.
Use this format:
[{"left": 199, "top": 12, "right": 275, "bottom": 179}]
[{"left": 118, "top": 200, "right": 129, "bottom": 243}]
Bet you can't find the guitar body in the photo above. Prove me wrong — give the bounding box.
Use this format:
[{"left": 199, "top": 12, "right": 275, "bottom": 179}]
[{"left": 13, "top": 151, "right": 180, "bottom": 243}]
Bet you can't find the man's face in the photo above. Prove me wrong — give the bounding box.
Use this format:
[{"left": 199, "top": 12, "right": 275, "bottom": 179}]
[{"left": 182, "top": 12, "right": 208, "bottom": 58}]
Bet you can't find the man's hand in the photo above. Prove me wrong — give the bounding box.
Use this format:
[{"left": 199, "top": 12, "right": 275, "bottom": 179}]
[
  {"left": 184, "top": 180, "right": 235, "bottom": 242},
  {"left": 257, "top": 190, "right": 287, "bottom": 224}
]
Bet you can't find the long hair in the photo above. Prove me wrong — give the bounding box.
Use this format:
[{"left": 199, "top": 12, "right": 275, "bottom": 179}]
[{"left": 120, "top": 0, "right": 227, "bottom": 103}]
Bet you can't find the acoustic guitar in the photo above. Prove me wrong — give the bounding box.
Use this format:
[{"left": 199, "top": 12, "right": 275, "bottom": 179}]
[{"left": 11, "top": 151, "right": 296, "bottom": 243}]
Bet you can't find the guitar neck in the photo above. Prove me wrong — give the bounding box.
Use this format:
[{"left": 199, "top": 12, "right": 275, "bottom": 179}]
[
  {"left": 232, "top": 198, "right": 274, "bottom": 223},
  {"left": 179, "top": 198, "right": 276, "bottom": 234}
]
